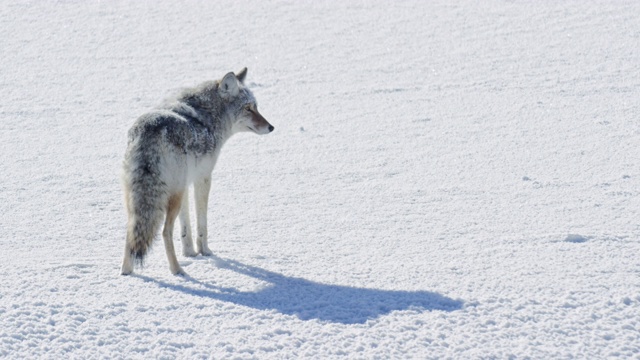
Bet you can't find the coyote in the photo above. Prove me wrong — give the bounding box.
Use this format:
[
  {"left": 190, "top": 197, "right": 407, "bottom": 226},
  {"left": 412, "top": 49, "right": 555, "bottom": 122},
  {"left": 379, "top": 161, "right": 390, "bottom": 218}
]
[{"left": 121, "top": 68, "right": 273, "bottom": 275}]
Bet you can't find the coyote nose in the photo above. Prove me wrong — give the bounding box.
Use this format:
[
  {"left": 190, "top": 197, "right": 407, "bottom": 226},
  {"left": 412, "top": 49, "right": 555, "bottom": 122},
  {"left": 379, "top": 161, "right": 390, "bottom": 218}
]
[{"left": 268, "top": 125, "right": 274, "bottom": 132}]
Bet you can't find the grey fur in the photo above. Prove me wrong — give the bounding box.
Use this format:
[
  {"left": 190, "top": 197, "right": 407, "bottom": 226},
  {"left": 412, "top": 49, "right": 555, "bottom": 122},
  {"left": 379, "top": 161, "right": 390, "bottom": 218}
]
[{"left": 121, "top": 69, "right": 273, "bottom": 275}]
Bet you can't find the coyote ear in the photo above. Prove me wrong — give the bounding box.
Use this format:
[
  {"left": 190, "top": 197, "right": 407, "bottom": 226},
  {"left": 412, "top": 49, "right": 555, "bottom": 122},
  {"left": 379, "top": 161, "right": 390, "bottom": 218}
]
[
  {"left": 236, "top": 67, "right": 248, "bottom": 83},
  {"left": 219, "top": 72, "right": 239, "bottom": 98}
]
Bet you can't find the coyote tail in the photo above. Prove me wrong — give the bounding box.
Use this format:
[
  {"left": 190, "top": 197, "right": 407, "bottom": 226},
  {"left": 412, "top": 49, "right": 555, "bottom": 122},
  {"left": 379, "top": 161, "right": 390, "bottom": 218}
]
[{"left": 123, "top": 148, "right": 167, "bottom": 267}]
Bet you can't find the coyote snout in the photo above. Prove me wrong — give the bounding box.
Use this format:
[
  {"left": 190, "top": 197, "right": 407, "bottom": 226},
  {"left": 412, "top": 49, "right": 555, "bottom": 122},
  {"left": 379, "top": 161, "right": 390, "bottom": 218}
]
[{"left": 246, "top": 105, "right": 274, "bottom": 135}]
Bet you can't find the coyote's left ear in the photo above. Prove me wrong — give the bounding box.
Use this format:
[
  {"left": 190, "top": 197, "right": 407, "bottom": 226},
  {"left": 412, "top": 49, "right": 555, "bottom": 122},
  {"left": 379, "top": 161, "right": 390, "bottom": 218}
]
[
  {"left": 219, "top": 72, "right": 239, "bottom": 99},
  {"left": 235, "top": 67, "right": 248, "bottom": 83}
]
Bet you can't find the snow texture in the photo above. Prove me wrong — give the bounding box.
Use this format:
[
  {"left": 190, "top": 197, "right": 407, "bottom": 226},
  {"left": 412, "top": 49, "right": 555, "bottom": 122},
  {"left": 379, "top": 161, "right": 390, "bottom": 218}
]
[{"left": 1, "top": 1, "right": 639, "bottom": 358}]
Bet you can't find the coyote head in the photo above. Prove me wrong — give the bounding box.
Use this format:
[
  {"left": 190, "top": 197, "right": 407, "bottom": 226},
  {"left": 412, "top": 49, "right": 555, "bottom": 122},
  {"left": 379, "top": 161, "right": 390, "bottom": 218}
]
[{"left": 219, "top": 68, "right": 274, "bottom": 135}]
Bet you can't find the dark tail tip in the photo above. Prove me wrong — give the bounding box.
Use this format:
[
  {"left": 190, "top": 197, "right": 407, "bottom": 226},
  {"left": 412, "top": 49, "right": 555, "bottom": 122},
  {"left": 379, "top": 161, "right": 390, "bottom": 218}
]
[{"left": 131, "top": 248, "right": 146, "bottom": 267}]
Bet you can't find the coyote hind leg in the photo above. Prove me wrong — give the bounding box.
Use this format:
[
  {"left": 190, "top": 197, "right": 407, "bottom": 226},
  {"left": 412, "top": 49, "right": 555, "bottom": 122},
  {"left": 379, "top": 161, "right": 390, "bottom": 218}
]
[
  {"left": 164, "top": 192, "right": 186, "bottom": 275},
  {"left": 121, "top": 241, "right": 134, "bottom": 275}
]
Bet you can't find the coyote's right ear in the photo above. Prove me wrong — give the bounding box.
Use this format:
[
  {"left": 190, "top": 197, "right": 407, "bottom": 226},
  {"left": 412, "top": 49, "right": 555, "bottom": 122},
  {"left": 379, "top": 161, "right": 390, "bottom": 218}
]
[
  {"left": 219, "top": 72, "right": 239, "bottom": 99},
  {"left": 236, "top": 67, "right": 248, "bottom": 83}
]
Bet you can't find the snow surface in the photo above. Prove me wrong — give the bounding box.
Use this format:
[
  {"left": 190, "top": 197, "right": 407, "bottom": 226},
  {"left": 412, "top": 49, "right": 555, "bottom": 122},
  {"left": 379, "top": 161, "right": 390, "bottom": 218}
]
[{"left": 1, "top": 0, "right": 640, "bottom": 358}]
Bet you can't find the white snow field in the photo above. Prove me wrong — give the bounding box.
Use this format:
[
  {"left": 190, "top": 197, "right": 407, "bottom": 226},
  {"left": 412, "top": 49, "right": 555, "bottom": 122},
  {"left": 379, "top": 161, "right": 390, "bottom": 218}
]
[{"left": 1, "top": 0, "right": 639, "bottom": 358}]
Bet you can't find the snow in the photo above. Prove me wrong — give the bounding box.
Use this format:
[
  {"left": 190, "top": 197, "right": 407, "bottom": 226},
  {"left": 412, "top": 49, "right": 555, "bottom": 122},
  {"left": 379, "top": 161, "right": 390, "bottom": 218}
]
[{"left": 1, "top": 0, "right": 639, "bottom": 358}]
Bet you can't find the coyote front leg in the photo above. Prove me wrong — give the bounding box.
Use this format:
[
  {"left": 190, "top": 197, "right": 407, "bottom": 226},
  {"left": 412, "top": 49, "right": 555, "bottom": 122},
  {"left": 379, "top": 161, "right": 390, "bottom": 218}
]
[
  {"left": 179, "top": 193, "right": 197, "bottom": 257},
  {"left": 195, "top": 176, "right": 213, "bottom": 256}
]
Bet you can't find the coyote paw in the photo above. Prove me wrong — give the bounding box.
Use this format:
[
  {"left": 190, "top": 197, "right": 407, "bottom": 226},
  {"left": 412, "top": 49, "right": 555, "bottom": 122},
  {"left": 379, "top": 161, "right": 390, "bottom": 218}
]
[
  {"left": 183, "top": 247, "right": 198, "bottom": 257},
  {"left": 121, "top": 261, "right": 133, "bottom": 275},
  {"left": 172, "top": 267, "right": 188, "bottom": 276},
  {"left": 199, "top": 247, "right": 213, "bottom": 256},
  {"left": 181, "top": 235, "right": 196, "bottom": 257}
]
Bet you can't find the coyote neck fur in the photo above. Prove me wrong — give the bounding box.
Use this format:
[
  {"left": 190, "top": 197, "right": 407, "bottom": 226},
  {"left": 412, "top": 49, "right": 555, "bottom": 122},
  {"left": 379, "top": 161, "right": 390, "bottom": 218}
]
[{"left": 172, "top": 81, "right": 235, "bottom": 145}]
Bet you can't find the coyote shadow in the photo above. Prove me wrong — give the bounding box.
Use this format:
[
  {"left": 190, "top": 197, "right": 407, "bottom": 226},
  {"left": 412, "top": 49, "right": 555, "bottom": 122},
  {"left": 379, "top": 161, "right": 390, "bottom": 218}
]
[{"left": 139, "top": 257, "right": 464, "bottom": 324}]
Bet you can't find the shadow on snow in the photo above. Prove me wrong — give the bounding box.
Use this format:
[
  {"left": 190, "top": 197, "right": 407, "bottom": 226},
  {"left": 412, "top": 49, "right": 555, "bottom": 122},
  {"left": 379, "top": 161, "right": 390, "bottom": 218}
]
[{"left": 135, "top": 257, "right": 464, "bottom": 324}]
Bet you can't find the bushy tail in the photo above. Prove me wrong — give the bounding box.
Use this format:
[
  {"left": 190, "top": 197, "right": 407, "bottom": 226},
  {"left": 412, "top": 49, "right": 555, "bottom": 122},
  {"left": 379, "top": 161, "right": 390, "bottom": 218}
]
[{"left": 122, "top": 147, "right": 167, "bottom": 270}]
